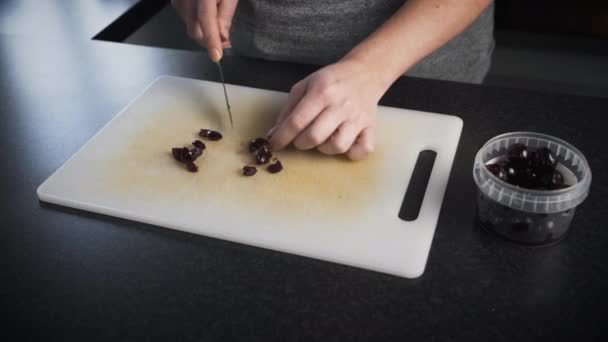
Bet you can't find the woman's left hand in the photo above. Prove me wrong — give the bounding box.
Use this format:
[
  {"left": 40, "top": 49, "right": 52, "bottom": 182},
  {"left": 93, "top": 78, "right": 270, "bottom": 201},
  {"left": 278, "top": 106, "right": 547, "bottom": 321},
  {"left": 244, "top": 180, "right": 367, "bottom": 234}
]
[{"left": 267, "top": 58, "right": 389, "bottom": 160}]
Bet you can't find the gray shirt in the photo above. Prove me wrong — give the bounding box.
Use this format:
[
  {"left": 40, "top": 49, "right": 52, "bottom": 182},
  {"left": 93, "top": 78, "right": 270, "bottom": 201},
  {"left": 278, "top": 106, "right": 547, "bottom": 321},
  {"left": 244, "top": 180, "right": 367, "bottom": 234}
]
[{"left": 231, "top": 0, "right": 494, "bottom": 84}]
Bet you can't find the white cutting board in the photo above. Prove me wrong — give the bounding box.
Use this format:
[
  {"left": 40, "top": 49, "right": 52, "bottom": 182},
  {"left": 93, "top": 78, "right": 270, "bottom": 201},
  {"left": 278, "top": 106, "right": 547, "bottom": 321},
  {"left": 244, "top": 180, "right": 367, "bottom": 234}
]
[{"left": 38, "top": 76, "right": 462, "bottom": 278}]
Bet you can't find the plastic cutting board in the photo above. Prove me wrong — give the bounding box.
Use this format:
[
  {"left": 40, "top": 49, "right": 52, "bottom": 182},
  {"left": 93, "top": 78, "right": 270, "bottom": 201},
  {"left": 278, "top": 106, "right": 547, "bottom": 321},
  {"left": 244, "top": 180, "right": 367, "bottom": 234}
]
[{"left": 38, "top": 76, "right": 462, "bottom": 278}]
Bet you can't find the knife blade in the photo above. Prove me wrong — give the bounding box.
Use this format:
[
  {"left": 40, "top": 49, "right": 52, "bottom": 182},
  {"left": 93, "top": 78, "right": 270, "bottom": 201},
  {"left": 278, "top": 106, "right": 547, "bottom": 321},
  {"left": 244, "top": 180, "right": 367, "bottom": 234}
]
[{"left": 216, "top": 60, "right": 234, "bottom": 128}]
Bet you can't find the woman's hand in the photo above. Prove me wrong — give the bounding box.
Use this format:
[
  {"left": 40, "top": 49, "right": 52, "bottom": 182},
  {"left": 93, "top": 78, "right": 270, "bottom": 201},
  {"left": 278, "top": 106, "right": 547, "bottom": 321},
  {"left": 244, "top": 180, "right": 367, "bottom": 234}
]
[
  {"left": 172, "top": 0, "right": 238, "bottom": 61},
  {"left": 268, "top": 58, "right": 389, "bottom": 160}
]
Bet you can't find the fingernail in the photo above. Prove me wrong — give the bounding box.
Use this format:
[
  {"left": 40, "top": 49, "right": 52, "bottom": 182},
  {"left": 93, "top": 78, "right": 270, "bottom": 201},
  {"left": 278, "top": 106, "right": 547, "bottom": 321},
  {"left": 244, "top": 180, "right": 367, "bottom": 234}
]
[{"left": 211, "top": 48, "right": 222, "bottom": 62}]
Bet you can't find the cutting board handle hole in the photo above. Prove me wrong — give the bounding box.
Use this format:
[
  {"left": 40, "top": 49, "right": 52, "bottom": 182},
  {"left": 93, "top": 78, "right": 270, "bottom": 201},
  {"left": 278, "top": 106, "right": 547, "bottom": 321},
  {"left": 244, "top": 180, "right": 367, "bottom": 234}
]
[{"left": 398, "top": 150, "right": 437, "bottom": 221}]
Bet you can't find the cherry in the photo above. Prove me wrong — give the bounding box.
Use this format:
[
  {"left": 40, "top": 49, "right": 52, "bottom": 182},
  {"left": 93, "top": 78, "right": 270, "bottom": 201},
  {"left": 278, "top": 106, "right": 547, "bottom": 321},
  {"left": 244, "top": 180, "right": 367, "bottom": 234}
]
[
  {"left": 267, "top": 160, "right": 283, "bottom": 174},
  {"left": 192, "top": 140, "right": 206, "bottom": 150},
  {"left": 249, "top": 138, "right": 269, "bottom": 154},
  {"left": 199, "top": 129, "right": 223, "bottom": 141},
  {"left": 507, "top": 143, "right": 528, "bottom": 161},
  {"left": 531, "top": 147, "right": 557, "bottom": 173},
  {"left": 190, "top": 146, "right": 203, "bottom": 159},
  {"left": 178, "top": 147, "right": 193, "bottom": 163},
  {"left": 186, "top": 162, "right": 198, "bottom": 172},
  {"left": 172, "top": 144, "right": 201, "bottom": 172},
  {"left": 486, "top": 163, "right": 508, "bottom": 182},
  {"left": 242, "top": 166, "right": 257, "bottom": 176},
  {"left": 506, "top": 166, "right": 518, "bottom": 182},
  {"left": 521, "top": 168, "right": 539, "bottom": 188},
  {"left": 540, "top": 170, "right": 565, "bottom": 190},
  {"left": 172, "top": 148, "right": 183, "bottom": 162},
  {"left": 256, "top": 152, "right": 270, "bottom": 165},
  {"left": 257, "top": 145, "right": 272, "bottom": 157}
]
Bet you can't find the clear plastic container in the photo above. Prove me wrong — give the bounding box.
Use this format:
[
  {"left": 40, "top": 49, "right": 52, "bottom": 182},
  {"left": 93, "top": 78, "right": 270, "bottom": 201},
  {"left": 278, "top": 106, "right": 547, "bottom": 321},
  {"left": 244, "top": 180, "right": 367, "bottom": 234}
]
[{"left": 473, "top": 132, "right": 592, "bottom": 245}]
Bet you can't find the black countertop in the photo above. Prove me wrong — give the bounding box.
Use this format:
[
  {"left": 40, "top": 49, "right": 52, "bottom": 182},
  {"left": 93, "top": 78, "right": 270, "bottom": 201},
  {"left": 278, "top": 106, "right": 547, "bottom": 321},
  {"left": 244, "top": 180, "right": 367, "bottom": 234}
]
[{"left": 3, "top": 3, "right": 608, "bottom": 341}]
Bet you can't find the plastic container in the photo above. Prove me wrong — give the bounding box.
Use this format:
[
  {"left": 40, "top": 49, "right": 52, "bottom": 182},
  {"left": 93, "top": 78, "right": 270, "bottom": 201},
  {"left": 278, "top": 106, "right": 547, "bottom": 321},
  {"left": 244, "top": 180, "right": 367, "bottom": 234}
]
[{"left": 473, "top": 132, "right": 592, "bottom": 245}]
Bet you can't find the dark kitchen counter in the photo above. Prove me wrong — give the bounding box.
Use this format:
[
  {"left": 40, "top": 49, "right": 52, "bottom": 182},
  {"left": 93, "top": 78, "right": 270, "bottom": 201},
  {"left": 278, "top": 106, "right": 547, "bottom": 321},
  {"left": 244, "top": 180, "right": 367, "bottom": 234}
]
[{"left": 2, "top": 2, "right": 607, "bottom": 341}]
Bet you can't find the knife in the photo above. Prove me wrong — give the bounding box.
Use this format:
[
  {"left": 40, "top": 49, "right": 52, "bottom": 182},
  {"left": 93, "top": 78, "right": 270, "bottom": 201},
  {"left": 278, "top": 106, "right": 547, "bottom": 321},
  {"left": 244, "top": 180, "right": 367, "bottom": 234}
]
[{"left": 216, "top": 60, "right": 234, "bottom": 128}]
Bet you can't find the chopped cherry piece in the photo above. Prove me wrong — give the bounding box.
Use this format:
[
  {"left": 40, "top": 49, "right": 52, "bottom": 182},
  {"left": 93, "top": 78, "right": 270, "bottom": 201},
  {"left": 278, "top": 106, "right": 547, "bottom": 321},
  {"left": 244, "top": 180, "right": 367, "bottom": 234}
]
[
  {"left": 171, "top": 139, "right": 207, "bottom": 173},
  {"left": 249, "top": 138, "right": 270, "bottom": 153},
  {"left": 267, "top": 160, "right": 283, "bottom": 174},
  {"left": 242, "top": 166, "right": 257, "bottom": 176},
  {"left": 256, "top": 152, "right": 270, "bottom": 165},
  {"left": 172, "top": 148, "right": 183, "bottom": 162},
  {"left": 186, "top": 162, "right": 198, "bottom": 172},
  {"left": 199, "top": 129, "right": 222, "bottom": 141},
  {"left": 192, "top": 140, "right": 206, "bottom": 150},
  {"left": 191, "top": 146, "right": 203, "bottom": 159},
  {"left": 258, "top": 145, "right": 272, "bottom": 157},
  {"left": 207, "top": 131, "right": 222, "bottom": 141},
  {"left": 179, "top": 147, "right": 193, "bottom": 163}
]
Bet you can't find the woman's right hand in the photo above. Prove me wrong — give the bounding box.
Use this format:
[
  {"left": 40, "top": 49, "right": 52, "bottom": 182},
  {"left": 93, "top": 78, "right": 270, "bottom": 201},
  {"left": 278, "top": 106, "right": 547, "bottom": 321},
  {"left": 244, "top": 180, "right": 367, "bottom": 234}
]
[{"left": 172, "top": 0, "right": 238, "bottom": 62}]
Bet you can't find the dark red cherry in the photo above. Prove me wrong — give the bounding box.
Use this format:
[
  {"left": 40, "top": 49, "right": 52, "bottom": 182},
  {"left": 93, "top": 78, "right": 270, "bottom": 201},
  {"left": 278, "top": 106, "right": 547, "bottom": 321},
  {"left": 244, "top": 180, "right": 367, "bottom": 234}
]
[
  {"left": 172, "top": 148, "right": 183, "bottom": 162},
  {"left": 186, "top": 162, "right": 198, "bottom": 172},
  {"left": 199, "top": 129, "right": 222, "bottom": 141},
  {"left": 256, "top": 152, "right": 270, "bottom": 165},
  {"left": 532, "top": 147, "right": 557, "bottom": 173},
  {"left": 242, "top": 166, "right": 257, "bottom": 176},
  {"left": 267, "top": 160, "right": 283, "bottom": 174},
  {"left": 179, "top": 147, "right": 193, "bottom": 163},
  {"left": 486, "top": 163, "right": 508, "bottom": 182},
  {"left": 192, "top": 140, "right": 206, "bottom": 150},
  {"left": 507, "top": 143, "right": 529, "bottom": 161},
  {"left": 190, "top": 146, "right": 203, "bottom": 159},
  {"left": 540, "top": 170, "right": 566, "bottom": 190},
  {"left": 249, "top": 138, "right": 270, "bottom": 154}
]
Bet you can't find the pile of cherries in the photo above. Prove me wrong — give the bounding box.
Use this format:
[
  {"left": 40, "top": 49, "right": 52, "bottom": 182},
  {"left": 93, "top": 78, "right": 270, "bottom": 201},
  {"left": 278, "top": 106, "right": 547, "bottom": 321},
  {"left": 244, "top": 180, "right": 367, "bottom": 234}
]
[
  {"left": 485, "top": 143, "right": 569, "bottom": 190},
  {"left": 171, "top": 139, "right": 206, "bottom": 172},
  {"left": 170, "top": 129, "right": 283, "bottom": 176},
  {"left": 242, "top": 137, "right": 283, "bottom": 176},
  {"left": 171, "top": 128, "right": 222, "bottom": 172}
]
